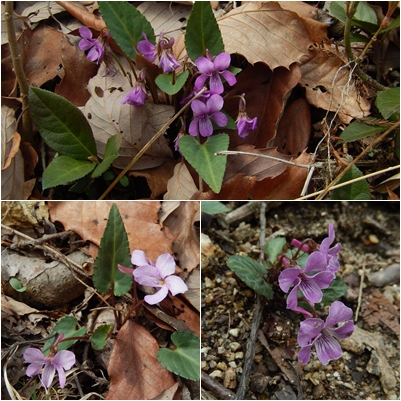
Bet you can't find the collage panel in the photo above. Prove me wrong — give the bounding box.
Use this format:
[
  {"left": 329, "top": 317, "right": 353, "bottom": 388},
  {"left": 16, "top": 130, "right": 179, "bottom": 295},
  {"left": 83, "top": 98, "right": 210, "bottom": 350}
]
[
  {"left": 1, "top": 200, "right": 200, "bottom": 400},
  {"left": 201, "top": 201, "right": 399, "bottom": 400}
]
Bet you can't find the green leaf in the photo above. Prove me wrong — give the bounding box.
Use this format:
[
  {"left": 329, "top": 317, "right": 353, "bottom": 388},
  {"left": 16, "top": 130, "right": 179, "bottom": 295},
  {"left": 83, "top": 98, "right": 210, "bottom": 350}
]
[
  {"left": 99, "top": 1, "right": 154, "bottom": 59},
  {"left": 331, "top": 164, "right": 371, "bottom": 200},
  {"left": 157, "top": 331, "right": 200, "bottom": 381},
  {"left": 179, "top": 134, "right": 229, "bottom": 193},
  {"left": 185, "top": 1, "right": 224, "bottom": 61},
  {"left": 354, "top": 2, "right": 377, "bottom": 25},
  {"left": 42, "top": 316, "right": 86, "bottom": 356},
  {"left": 29, "top": 87, "right": 97, "bottom": 159},
  {"left": 42, "top": 156, "right": 96, "bottom": 189},
  {"left": 155, "top": 71, "right": 189, "bottom": 95},
  {"left": 226, "top": 255, "right": 273, "bottom": 300},
  {"left": 330, "top": 2, "right": 347, "bottom": 23},
  {"left": 92, "top": 134, "right": 121, "bottom": 178},
  {"left": 201, "top": 201, "right": 230, "bottom": 215},
  {"left": 376, "top": 88, "right": 400, "bottom": 121},
  {"left": 265, "top": 237, "right": 287, "bottom": 263},
  {"left": 90, "top": 324, "right": 114, "bottom": 350},
  {"left": 317, "top": 276, "right": 348, "bottom": 308},
  {"left": 94, "top": 203, "right": 133, "bottom": 296},
  {"left": 9, "top": 278, "right": 26, "bottom": 292},
  {"left": 339, "top": 119, "right": 387, "bottom": 143}
]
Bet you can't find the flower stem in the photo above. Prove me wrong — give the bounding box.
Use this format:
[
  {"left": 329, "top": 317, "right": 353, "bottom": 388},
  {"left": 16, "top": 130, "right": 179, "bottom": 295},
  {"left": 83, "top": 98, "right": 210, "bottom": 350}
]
[{"left": 4, "top": 1, "right": 33, "bottom": 143}]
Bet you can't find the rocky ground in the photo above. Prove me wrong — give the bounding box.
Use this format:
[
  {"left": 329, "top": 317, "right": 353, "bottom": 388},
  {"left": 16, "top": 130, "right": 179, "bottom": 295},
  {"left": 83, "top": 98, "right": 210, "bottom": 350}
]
[{"left": 201, "top": 201, "right": 399, "bottom": 400}]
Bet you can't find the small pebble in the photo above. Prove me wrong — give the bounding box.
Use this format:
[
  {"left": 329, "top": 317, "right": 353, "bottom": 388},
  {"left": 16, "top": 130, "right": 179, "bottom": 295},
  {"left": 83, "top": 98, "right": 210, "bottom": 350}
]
[
  {"left": 209, "top": 370, "right": 224, "bottom": 379},
  {"left": 228, "top": 328, "right": 240, "bottom": 337},
  {"left": 229, "top": 342, "right": 241, "bottom": 351}
]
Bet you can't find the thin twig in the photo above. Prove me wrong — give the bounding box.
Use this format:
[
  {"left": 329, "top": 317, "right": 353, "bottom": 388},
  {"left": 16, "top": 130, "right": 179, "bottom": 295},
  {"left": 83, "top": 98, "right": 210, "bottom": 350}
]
[
  {"left": 215, "top": 150, "right": 311, "bottom": 168},
  {"left": 235, "top": 203, "right": 267, "bottom": 400},
  {"left": 98, "top": 87, "right": 208, "bottom": 199},
  {"left": 201, "top": 372, "right": 235, "bottom": 400},
  {"left": 315, "top": 122, "right": 400, "bottom": 199},
  {"left": 297, "top": 164, "right": 400, "bottom": 200},
  {"left": 355, "top": 258, "right": 366, "bottom": 322},
  {"left": 4, "top": 2, "right": 33, "bottom": 143}
]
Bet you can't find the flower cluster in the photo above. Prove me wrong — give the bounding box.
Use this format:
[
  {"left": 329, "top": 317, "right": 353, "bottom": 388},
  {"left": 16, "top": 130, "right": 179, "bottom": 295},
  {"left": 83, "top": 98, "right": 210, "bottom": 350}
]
[
  {"left": 118, "top": 250, "right": 188, "bottom": 305},
  {"left": 278, "top": 224, "right": 354, "bottom": 365},
  {"left": 23, "top": 334, "right": 75, "bottom": 389}
]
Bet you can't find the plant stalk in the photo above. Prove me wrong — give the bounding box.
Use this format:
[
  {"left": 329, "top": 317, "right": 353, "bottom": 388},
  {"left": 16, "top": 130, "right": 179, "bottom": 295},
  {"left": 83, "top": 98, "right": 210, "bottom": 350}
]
[{"left": 5, "top": 1, "right": 33, "bottom": 143}]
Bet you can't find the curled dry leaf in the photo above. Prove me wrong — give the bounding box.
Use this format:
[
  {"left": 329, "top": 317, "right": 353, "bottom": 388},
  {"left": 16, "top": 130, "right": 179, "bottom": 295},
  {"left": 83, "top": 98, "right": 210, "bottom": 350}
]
[
  {"left": 299, "top": 48, "right": 371, "bottom": 124},
  {"left": 1, "top": 105, "right": 24, "bottom": 200},
  {"left": 159, "top": 201, "right": 200, "bottom": 276},
  {"left": 84, "top": 63, "right": 175, "bottom": 170}
]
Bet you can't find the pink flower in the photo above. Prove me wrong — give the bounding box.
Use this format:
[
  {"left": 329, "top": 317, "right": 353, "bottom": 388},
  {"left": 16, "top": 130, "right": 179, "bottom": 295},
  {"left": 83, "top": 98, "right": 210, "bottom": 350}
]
[
  {"left": 298, "top": 301, "right": 354, "bottom": 365},
  {"left": 78, "top": 26, "right": 105, "bottom": 63},
  {"left": 137, "top": 32, "right": 180, "bottom": 73},
  {"left": 189, "top": 94, "right": 227, "bottom": 137},
  {"left": 194, "top": 50, "right": 237, "bottom": 94},
  {"left": 23, "top": 337, "right": 75, "bottom": 389},
  {"left": 121, "top": 70, "right": 147, "bottom": 107},
  {"left": 118, "top": 250, "right": 188, "bottom": 305},
  {"left": 235, "top": 95, "right": 257, "bottom": 139}
]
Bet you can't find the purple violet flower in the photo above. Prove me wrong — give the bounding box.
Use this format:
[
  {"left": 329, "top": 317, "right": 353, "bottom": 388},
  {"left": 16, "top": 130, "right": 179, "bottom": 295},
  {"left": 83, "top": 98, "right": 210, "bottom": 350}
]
[
  {"left": 78, "top": 26, "right": 105, "bottom": 63},
  {"left": 189, "top": 94, "right": 228, "bottom": 137},
  {"left": 23, "top": 336, "right": 75, "bottom": 389},
  {"left": 118, "top": 250, "right": 188, "bottom": 305},
  {"left": 307, "top": 224, "right": 342, "bottom": 273},
  {"left": 236, "top": 96, "right": 257, "bottom": 139},
  {"left": 194, "top": 50, "right": 237, "bottom": 94},
  {"left": 137, "top": 32, "right": 180, "bottom": 74},
  {"left": 137, "top": 32, "right": 157, "bottom": 63},
  {"left": 298, "top": 301, "right": 354, "bottom": 365},
  {"left": 158, "top": 36, "right": 180, "bottom": 73},
  {"left": 278, "top": 260, "right": 335, "bottom": 311},
  {"left": 121, "top": 70, "right": 147, "bottom": 107}
]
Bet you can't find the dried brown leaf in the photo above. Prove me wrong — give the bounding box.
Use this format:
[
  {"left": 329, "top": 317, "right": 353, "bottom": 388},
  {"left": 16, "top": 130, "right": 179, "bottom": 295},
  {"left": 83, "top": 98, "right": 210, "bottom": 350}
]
[
  {"left": 106, "top": 320, "right": 176, "bottom": 400},
  {"left": 48, "top": 201, "right": 175, "bottom": 262},
  {"left": 84, "top": 64, "right": 174, "bottom": 170},
  {"left": 299, "top": 48, "right": 371, "bottom": 123},
  {"left": 218, "top": 2, "right": 315, "bottom": 69},
  {"left": 165, "top": 162, "right": 198, "bottom": 200}
]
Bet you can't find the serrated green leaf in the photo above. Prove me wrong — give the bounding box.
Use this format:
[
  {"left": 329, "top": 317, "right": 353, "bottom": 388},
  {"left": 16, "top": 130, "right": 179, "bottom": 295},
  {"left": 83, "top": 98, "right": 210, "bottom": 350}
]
[
  {"left": 201, "top": 201, "right": 230, "bottom": 215},
  {"left": 265, "top": 237, "right": 286, "bottom": 263},
  {"left": 90, "top": 324, "right": 114, "bottom": 350},
  {"left": 99, "top": 1, "right": 154, "bottom": 59},
  {"left": 339, "top": 119, "right": 387, "bottom": 143},
  {"left": 317, "top": 276, "right": 348, "bottom": 308},
  {"left": 155, "top": 71, "right": 189, "bottom": 95},
  {"left": 376, "top": 88, "right": 400, "bottom": 121},
  {"left": 226, "top": 255, "right": 273, "bottom": 300},
  {"left": 179, "top": 134, "right": 229, "bottom": 193},
  {"left": 92, "top": 134, "right": 121, "bottom": 178},
  {"left": 94, "top": 203, "right": 133, "bottom": 296},
  {"left": 331, "top": 164, "right": 371, "bottom": 200},
  {"left": 29, "top": 87, "right": 97, "bottom": 159},
  {"left": 157, "top": 331, "right": 200, "bottom": 381},
  {"left": 185, "top": 1, "right": 224, "bottom": 61},
  {"left": 42, "top": 316, "right": 86, "bottom": 356},
  {"left": 9, "top": 278, "right": 26, "bottom": 292},
  {"left": 42, "top": 156, "right": 96, "bottom": 189}
]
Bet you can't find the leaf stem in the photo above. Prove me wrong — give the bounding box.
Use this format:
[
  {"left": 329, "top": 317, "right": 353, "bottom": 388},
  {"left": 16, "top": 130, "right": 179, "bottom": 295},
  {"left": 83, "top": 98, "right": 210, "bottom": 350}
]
[
  {"left": 98, "top": 86, "right": 208, "bottom": 199},
  {"left": 4, "top": 1, "right": 33, "bottom": 143},
  {"left": 343, "top": 1, "right": 389, "bottom": 92}
]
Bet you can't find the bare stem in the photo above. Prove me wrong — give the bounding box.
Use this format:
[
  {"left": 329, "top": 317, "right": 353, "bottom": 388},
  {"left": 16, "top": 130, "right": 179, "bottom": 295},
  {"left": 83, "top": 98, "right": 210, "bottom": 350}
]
[{"left": 5, "top": 2, "right": 33, "bottom": 143}]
